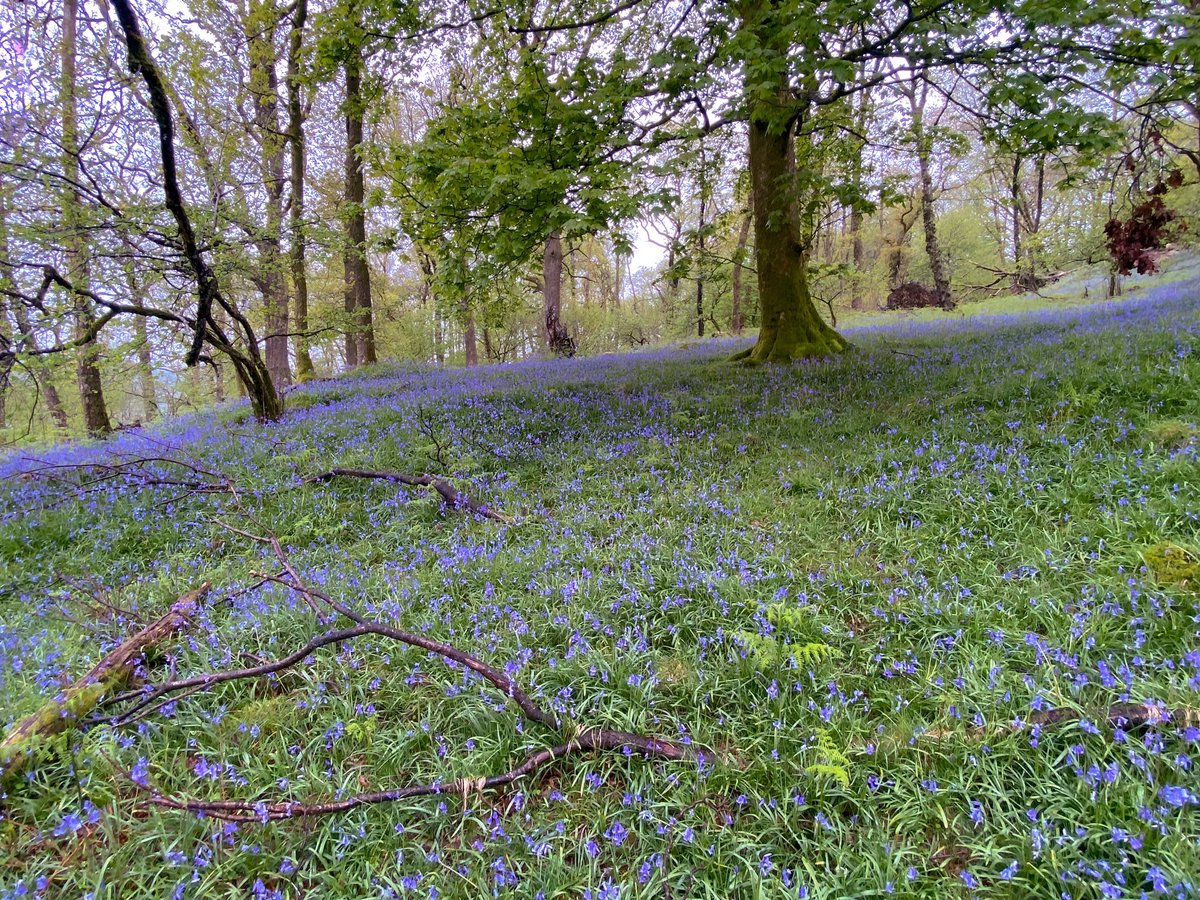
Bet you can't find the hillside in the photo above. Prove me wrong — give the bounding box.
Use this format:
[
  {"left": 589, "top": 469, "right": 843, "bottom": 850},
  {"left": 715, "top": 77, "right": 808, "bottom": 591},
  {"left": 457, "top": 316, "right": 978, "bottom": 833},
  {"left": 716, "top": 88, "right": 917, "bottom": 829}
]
[{"left": 2, "top": 282, "right": 1200, "bottom": 898}]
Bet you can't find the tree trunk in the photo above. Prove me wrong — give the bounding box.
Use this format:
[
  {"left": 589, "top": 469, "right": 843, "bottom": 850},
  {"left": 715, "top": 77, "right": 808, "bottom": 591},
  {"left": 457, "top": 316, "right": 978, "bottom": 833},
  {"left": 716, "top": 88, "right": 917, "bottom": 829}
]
[
  {"left": 124, "top": 262, "right": 159, "bottom": 421},
  {"left": 343, "top": 56, "right": 376, "bottom": 368},
  {"left": 695, "top": 191, "right": 706, "bottom": 337},
  {"left": 249, "top": 0, "right": 292, "bottom": 390},
  {"left": 543, "top": 231, "right": 574, "bottom": 356},
  {"left": 1010, "top": 155, "right": 1039, "bottom": 292},
  {"left": 730, "top": 212, "right": 751, "bottom": 333},
  {"left": 287, "top": 0, "right": 315, "bottom": 381},
  {"left": 464, "top": 309, "right": 478, "bottom": 367},
  {"left": 611, "top": 244, "right": 622, "bottom": 310},
  {"left": 731, "top": 115, "right": 848, "bottom": 363},
  {"left": 909, "top": 80, "right": 953, "bottom": 310},
  {"left": 849, "top": 203, "right": 865, "bottom": 309},
  {"left": 134, "top": 315, "right": 157, "bottom": 422},
  {"left": 63, "top": 0, "right": 112, "bottom": 437},
  {"left": 885, "top": 200, "right": 918, "bottom": 291}
]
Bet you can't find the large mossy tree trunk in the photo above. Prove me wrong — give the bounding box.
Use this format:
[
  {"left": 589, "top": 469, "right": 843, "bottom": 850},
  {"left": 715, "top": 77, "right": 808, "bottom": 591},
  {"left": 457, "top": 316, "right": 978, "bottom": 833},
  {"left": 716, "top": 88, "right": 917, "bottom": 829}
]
[{"left": 732, "top": 117, "right": 848, "bottom": 363}]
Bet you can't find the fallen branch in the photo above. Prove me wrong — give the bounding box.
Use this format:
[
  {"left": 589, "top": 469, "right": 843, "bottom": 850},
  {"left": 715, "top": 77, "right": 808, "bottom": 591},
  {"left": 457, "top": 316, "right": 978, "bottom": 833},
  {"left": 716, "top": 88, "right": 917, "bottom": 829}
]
[
  {"left": 106, "top": 539, "right": 702, "bottom": 822},
  {"left": 0, "top": 583, "right": 211, "bottom": 781},
  {"left": 144, "top": 728, "right": 695, "bottom": 822},
  {"left": 12, "top": 456, "right": 236, "bottom": 512},
  {"left": 916, "top": 702, "right": 1200, "bottom": 743},
  {"left": 306, "top": 468, "right": 512, "bottom": 523}
]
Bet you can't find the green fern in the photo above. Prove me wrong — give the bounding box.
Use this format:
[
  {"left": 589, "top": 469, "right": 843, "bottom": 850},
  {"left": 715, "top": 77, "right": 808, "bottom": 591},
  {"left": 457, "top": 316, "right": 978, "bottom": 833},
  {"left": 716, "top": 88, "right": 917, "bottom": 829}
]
[
  {"left": 792, "top": 642, "right": 840, "bottom": 667},
  {"left": 805, "top": 729, "right": 851, "bottom": 788},
  {"left": 734, "top": 631, "right": 839, "bottom": 670}
]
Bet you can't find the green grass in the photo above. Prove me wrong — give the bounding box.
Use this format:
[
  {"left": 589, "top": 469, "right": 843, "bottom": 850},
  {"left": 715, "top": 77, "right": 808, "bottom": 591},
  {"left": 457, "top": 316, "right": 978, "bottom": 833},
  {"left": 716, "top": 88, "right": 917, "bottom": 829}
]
[{"left": 1, "top": 282, "right": 1199, "bottom": 898}]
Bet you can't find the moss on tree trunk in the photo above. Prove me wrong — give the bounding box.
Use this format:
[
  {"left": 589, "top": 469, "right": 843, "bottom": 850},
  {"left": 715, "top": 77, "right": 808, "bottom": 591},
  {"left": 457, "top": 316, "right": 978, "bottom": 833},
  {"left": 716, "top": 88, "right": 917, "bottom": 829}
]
[{"left": 731, "top": 116, "right": 849, "bottom": 363}]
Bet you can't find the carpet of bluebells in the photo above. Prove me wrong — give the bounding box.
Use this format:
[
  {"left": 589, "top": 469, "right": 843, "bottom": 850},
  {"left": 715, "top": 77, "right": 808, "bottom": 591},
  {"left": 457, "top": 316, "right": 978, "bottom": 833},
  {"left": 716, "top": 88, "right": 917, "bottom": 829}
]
[{"left": 1, "top": 280, "right": 1200, "bottom": 899}]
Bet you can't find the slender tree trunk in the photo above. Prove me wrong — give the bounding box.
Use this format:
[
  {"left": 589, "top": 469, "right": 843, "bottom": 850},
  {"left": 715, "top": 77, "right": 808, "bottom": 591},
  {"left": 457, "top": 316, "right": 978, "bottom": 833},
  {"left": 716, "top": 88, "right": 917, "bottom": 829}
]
[
  {"left": 731, "top": 108, "right": 848, "bottom": 362},
  {"left": 731, "top": 212, "right": 751, "bottom": 333},
  {"left": 849, "top": 204, "right": 864, "bottom": 309},
  {"left": 543, "top": 231, "right": 574, "bottom": 356},
  {"left": 909, "top": 80, "right": 953, "bottom": 310},
  {"left": 133, "top": 316, "right": 157, "bottom": 422},
  {"left": 287, "top": 0, "right": 315, "bottom": 380},
  {"left": 63, "top": 0, "right": 112, "bottom": 437},
  {"left": 249, "top": 0, "right": 292, "bottom": 390},
  {"left": 695, "top": 191, "right": 706, "bottom": 337},
  {"left": 343, "top": 55, "right": 376, "bottom": 367},
  {"left": 848, "top": 82, "right": 871, "bottom": 310},
  {"left": 482, "top": 326, "right": 493, "bottom": 361},
  {"left": 612, "top": 244, "right": 622, "bottom": 310},
  {"left": 124, "top": 263, "right": 159, "bottom": 421}
]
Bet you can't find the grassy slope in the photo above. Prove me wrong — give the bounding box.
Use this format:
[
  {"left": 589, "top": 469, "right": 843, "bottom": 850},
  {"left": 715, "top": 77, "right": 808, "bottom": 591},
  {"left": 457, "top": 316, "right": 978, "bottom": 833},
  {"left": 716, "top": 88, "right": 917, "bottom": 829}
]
[{"left": 1, "top": 280, "right": 1199, "bottom": 898}]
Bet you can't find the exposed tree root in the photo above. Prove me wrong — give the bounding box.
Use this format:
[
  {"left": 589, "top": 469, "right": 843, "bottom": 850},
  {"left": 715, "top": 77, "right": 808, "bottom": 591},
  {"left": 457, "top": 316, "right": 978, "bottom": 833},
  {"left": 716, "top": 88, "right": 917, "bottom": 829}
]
[
  {"left": 306, "top": 467, "right": 512, "bottom": 522},
  {"left": 0, "top": 583, "right": 211, "bottom": 781}
]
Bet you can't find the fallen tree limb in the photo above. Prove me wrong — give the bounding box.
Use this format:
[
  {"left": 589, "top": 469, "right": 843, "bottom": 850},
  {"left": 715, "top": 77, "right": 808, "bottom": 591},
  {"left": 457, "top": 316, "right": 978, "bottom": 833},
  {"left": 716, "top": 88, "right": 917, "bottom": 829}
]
[
  {"left": 144, "top": 727, "right": 696, "bottom": 822},
  {"left": 0, "top": 583, "right": 211, "bottom": 781},
  {"left": 104, "top": 538, "right": 701, "bottom": 822},
  {"left": 915, "top": 702, "right": 1200, "bottom": 743},
  {"left": 306, "top": 468, "right": 512, "bottom": 523}
]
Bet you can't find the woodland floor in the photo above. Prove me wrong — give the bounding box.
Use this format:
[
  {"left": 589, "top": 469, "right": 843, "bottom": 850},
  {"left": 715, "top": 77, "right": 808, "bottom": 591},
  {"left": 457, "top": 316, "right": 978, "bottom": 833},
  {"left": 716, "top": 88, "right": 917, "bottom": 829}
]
[{"left": 2, "top": 269, "right": 1200, "bottom": 898}]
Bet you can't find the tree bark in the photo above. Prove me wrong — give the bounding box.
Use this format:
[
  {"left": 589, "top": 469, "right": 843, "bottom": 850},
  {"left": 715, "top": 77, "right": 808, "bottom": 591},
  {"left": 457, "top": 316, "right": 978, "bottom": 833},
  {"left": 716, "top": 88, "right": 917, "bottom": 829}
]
[
  {"left": 849, "top": 203, "right": 865, "bottom": 309},
  {"left": 287, "top": 0, "right": 315, "bottom": 381},
  {"left": 731, "top": 112, "right": 848, "bottom": 362},
  {"left": 124, "top": 262, "right": 159, "bottom": 421},
  {"left": 1010, "top": 155, "right": 1040, "bottom": 291},
  {"left": 464, "top": 309, "right": 478, "bottom": 367},
  {"left": 542, "top": 231, "right": 574, "bottom": 356},
  {"left": 730, "top": 212, "right": 751, "bottom": 333},
  {"left": 63, "top": 0, "right": 113, "bottom": 437},
  {"left": 343, "top": 56, "right": 376, "bottom": 368},
  {"left": 248, "top": 0, "right": 292, "bottom": 390},
  {"left": 695, "top": 190, "right": 706, "bottom": 337},
  {"left": 611, "top": 243, "right": 622, "bottom": 310},
  {"left": 909, "top": 78, "right": 953, "bottom": 310}
]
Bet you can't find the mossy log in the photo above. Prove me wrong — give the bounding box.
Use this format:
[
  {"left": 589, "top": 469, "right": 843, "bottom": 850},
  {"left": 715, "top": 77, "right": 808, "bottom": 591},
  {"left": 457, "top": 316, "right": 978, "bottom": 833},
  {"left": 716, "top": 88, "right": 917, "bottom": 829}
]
[{"left": 0, "top": 582, "right": 211, "bottom": 781}]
